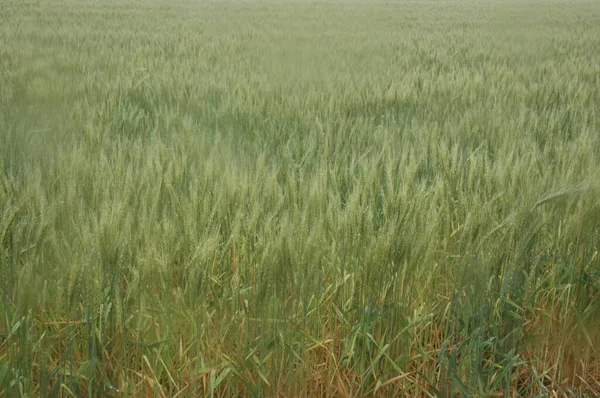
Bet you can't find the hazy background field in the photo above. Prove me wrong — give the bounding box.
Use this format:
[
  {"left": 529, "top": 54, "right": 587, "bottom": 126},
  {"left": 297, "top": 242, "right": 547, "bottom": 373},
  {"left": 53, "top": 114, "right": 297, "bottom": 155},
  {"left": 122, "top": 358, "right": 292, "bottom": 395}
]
[{"left": 1, "top": 0, "right": 600, "bottom": 396}]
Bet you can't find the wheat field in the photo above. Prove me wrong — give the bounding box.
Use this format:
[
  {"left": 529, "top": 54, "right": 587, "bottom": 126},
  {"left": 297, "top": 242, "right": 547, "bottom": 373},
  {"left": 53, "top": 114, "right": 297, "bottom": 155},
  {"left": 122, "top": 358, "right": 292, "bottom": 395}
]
[{"left": 1, "top": 0, "right": 600, "bottom": 396}]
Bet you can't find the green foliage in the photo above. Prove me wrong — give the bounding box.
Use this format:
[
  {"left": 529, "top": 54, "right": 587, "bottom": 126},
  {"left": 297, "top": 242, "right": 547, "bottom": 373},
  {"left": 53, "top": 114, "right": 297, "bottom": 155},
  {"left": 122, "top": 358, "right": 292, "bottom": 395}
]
[{"left": 1, "top": 0, "right": 600, "bottom": 395}]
